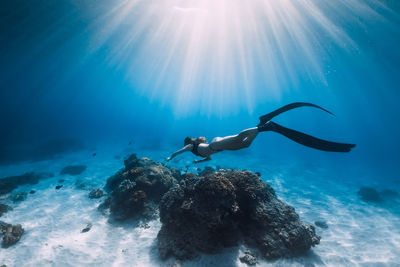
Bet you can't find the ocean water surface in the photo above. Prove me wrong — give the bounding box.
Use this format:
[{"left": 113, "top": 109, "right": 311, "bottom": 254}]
[{"left": 1, "top": 0, "right": 399, "bottom": 266}]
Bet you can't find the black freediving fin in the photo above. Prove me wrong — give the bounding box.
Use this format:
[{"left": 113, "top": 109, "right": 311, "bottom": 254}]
[
  {"left": 258, "top": 121, "right": 356, "bottom": 152},
  {"left": 258, "top": 102, "right": 333, "bottom": 126}
]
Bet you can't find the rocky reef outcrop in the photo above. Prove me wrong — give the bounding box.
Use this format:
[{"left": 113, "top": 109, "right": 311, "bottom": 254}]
[
  {"left": 158, "top": 170, "right": 320, "bottom": 260},
  {"left": 100, "top": 154, "right": 181, "bottom": 220},
  {"left": 358, "top": 186, "right": 383, "bottom": 203},
  {"left": 0, "top": 204, "right": 12, "bottom": 217},
  {"left": 60, "top": 165, "right": 87, "bottom": 176},
  {"left": 358, "top": 186, "right": 399, "bottom": 204},
  {"left": 0, "top": 221, "right": 24, "bottom": 247},
  {"left": 99, "top": 154, "right": 319, "bottom": 260},
  {"left": 0, "top": 172, "right": 53, "bottom": 195},
  {"left": 0, "top": 138, "right": 83, "bottom": 165}
]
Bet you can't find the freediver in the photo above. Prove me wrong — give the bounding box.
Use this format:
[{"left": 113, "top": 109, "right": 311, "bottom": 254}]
[{"left": 166, "top": 102, "right": 356, "bottom": 163}]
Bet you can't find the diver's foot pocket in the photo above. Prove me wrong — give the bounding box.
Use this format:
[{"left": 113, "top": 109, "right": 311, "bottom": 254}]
[{"left": 257, "top": 121, "right": 276, "bottom": 132}]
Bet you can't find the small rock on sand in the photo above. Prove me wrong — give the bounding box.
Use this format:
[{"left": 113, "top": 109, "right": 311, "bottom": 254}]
[
  {"left": 12, "top": 192, "right": 27, "bottom": 202},
  {"left": 89, "top": 189, "right": 104, "bottom": 199},
  {"left": 315, "top": 220, "right": 328, "bottom": 229},
  {"left": 81, "top": 223, "right": 92, "bottom": 233},
  {"left": 0, "top": 221, "right": 24, "bottom": 247},
  {"left": 239, "top": 251, "right": 258, "bottom": 265},
  {"left": 170, "top": 260, "right": 183, "bottom": 267}
]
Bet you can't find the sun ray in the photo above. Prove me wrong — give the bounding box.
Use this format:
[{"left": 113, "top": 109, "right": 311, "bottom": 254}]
[{"left": 83, "top": 0, "right": 394, "bottom": 117}]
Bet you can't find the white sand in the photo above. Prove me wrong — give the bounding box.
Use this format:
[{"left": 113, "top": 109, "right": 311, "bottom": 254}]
[{"left": 0, "top": 146, "right": 399, "bottom": 266}]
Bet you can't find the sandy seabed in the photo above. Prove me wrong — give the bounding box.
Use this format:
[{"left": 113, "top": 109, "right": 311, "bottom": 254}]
[{"left": 0, "top": 145, "right": 399, "bottom": 267}]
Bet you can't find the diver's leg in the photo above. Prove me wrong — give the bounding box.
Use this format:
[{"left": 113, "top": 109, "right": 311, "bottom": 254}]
[
  {"left": 237, "top": 127, "right": 259, "bottom": 147},
  {"left": 209, "top": 128, "right": 259, "bottom": 150},
  {"left": 258, "top": 121, "right": 356, "bottom": 152},
  {"left": 258, "top": 102, "right": 333, "bottom": 126}
]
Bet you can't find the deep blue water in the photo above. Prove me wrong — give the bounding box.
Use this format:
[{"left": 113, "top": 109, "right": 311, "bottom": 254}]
[
  {"left": 1, "top": 0, "right": 399, "bottom": 182},
  {"left": 1, "top": 1, "right": 400, "bottom": 265}
]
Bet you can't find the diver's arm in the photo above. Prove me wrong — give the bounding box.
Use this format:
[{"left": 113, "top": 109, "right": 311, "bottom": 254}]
[
  {"left": 193, "top": 156, "right": 211, "bottom": 164},
  {"left": 166, "top": 144, "right": 193, "bottom": 161}
]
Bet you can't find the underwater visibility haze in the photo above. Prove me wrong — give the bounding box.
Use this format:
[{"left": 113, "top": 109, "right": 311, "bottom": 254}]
[{"left": 1, "top": 0, "right": 400, "bottom": 266}]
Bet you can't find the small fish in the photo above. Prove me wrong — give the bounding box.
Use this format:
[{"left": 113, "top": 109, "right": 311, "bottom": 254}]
[{"left": 55, "top": 185, "right": 63, "bottom": 190}]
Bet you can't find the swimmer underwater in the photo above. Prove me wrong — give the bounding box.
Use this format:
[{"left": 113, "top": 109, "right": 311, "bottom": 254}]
[{"left": 166, "top": 102, "right": 356, "bottom": 163}]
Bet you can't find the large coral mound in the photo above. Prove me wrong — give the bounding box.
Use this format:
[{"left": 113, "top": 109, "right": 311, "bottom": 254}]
[
  {"left": 101, "top": 154, "right": 181, "bottom": 220},
  {"left": 158, "top": 170, "right": 320, "bottom": 260}
]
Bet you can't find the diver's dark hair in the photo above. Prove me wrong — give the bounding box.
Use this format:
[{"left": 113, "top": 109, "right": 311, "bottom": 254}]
[{"left": 184, "top": 136, "right": 207, "bottom": 146}]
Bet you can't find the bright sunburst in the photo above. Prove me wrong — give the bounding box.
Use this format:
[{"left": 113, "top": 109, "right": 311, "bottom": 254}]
[{"left": 86, "top": 0, "right": 392, "bottom": 116}]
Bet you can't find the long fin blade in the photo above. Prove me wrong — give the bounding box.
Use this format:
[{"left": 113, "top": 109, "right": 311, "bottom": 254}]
[
  {"left": 259, "top": 102, "right": 333, "bottom": 126},
  {"left": 269, "top": 121, "right": 355, "bottom": 152}
]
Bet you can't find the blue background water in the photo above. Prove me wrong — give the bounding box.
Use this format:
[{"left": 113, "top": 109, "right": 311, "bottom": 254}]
[
  {"left": 1, "top": 0, "right": 399, "bottom": 185},
  {"left": 1, "top": 1, "right": 400, "bottom": 265}
]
